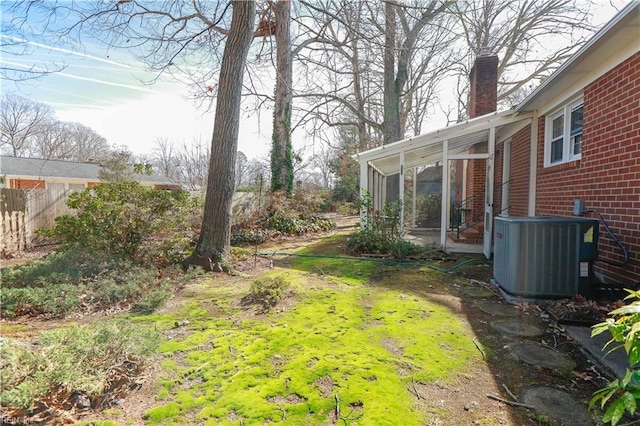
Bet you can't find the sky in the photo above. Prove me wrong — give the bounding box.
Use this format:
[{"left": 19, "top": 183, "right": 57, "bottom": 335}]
[
  {"left": 0, "top": 1, "right": 629, "bottom": 160},
  {"left": 1, "top": 3, "right": 274, "bottom": 159}
]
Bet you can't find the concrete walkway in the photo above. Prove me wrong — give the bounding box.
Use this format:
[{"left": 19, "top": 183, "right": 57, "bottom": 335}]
[{"left": 404, "top": 229, "right": 484, "bottom": 254}]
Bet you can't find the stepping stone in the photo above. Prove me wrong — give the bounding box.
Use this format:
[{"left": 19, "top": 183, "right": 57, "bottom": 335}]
[
  {"left": 476, "top": 301, "right": 519, "bottom": 317},
  {"left": 520, "top": 385, "right": 592, "bottom": 426},
  {"left": 507, "top": 342, "right": 576, "bottom": 373},
  {"left": 491, "top": 320, "right": 543, "bottom": 337},
  {"left": 460, "top": 286, "right": 494, "bottom": 299}
]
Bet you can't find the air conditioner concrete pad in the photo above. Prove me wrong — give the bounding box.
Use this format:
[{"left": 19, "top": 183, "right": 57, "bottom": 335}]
[
  {"left": 476, "top": 301, "right": 519, "bottom": 317},
  {"left": 491, "top": 320, "right": 543, "bottom": 337},
  {"left": 520, "top": 385, "right": 592, "bottom": 426},
  {"left": 507, "top": 342, "right": 576, "bottom": 373}
]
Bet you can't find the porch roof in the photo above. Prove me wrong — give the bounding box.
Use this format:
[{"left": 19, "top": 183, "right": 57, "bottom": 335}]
[{"left": 352, "top": 109, "right": 532, "bottom": 175}]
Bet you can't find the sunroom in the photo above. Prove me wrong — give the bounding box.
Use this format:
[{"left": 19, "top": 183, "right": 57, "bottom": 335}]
[{"left": 352, "top": 109, "right": 533, "bottom": 258}]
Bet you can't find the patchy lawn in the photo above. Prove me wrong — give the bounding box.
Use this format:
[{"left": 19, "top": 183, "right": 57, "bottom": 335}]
[{"left": 2, "top": 231, "right": 607, "bottom": 425}]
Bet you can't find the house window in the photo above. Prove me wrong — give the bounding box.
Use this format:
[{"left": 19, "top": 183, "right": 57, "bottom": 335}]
[{"left": 545, "top": 99, "right": 583, "bottom": 166}]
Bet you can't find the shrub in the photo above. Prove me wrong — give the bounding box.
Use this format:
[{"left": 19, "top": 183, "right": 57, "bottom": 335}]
[
  {"left": 248, "top": 276, "right": 291, "bottom": 311},
  {"left": 346, "top": 192, "right": 420, "bottom": 258},
  {"left": 590, "top": 289, "right": 640, "bottom": 425},
  {"left": 45, "top": 182, "right": 198, "bottom": 265},
  {"left": 346, "top": 230, "right": 389, "bottom": 255},
  {"left": 388, "top": 239, "right": 425, "bottom": 261},
  {"left": 336, "top": 202, "right": 358, "bottom": 215},
  {"left": 231, "top": 190, "right": 336, "bottom": 245},
  {"left": 0, "top": 319, "right": 161, "bottom": 411}
]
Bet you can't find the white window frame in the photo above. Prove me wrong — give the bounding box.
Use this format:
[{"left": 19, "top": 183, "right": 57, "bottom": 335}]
[{"left": 544, "top": 98, "right": 583, "bottom": 167}]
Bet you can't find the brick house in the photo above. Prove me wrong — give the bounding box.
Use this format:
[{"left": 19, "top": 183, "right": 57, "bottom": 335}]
[
  {"left": 354, "top": 2, "right": 639, "bottom": 286},
  {"left": 0, "top": 156, "right": 180, "bottom": 190}
]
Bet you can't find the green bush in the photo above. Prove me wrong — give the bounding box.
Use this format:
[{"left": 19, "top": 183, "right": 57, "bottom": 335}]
[
  {"left": 590, "top": 289, "right": 640, "bottom": 425},
  {"left": 248, "top": 276, "right": 291, "bottom": 310},
  {"left": 388, "top": 239, "right": 425, "bottom": 261},
  {"left": 0, "top": 319, "right": 161, "bottom": 411},
  {"left": 346, "top": 230, "right": 389, "bottom": 255},
  {"left": 132, "top": 289, "right": 171, "bottom": 315},
  {"left": 231, "top": 228, "right": 267, "bottom": 246},
  {"left": 231, "top": 191, "right": 336, "bottom": 245},
  {"left": 45, "top": 182, "right": 198, "bottom": 265},
  {"left": 346, "top": 192, "right": 421, "bottom": 259},
  {"left": 336, "top": 202, "right": 358, "bottom": 215}
]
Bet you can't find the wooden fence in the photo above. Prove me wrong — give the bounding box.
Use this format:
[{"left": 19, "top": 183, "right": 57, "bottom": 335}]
[{"left": 1, "top": 188, "right": 72, "bottom": 256}]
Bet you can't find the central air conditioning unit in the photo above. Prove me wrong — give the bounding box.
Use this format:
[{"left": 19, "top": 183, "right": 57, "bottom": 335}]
[{"left": 493, "top": 216, "right": 599, "bottom": 302}]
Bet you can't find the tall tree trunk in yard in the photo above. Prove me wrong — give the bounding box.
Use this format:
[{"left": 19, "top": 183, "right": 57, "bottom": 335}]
[
  {"left": 270, "top": 0, "right": 294, "bottom": 195},
  {"left": 383, "top": 1, "right": 401, "bottom": 201},
  {"left": 185, "top": 0, "right": 256, "bottom": 272},
  {"left": 383, "top": 1, "right": 401, "bottom": 146}
]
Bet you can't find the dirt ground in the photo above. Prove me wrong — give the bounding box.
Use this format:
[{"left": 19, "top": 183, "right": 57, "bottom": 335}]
[{"left": 0, "top": 225, "right": 623, "bottom": 425}]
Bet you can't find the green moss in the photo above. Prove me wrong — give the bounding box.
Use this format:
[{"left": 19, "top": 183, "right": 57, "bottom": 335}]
[
  {"left": 144, "top": 401, "right": 182, "bottom": 423},
  {"left": 132, "top": 234, "right": 482, "bottom": 424}
]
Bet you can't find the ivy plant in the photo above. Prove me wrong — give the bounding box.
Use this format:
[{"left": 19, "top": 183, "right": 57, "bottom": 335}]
[{"left": 590, "top": 289, "right": 640, "bottom": 425}]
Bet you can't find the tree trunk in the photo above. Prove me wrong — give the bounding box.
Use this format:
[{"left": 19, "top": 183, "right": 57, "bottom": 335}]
[
  {"left": 270, "top": 0, "right": 294, "bottom": 195},
  {"left": 383, "top": 1, "right": 401, "bottom": 146},
  {"left": 187, "top": 0, "right": 256, "bottom": 272},
  {"left": 383, "top": 2, "right": 401, "bottom": 201}
]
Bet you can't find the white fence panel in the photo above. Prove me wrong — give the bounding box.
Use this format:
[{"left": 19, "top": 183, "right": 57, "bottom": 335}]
[{"left": 0, "top": 188, "right": 74, "bottom": 256}]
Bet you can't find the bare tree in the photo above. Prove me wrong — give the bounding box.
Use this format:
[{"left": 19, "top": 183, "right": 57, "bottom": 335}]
[
  {"left": 383, "top": 1, "right": 455, "bottom": 145},
  {"left": 295, "top": 0, "right": 385, "bottom": 150},
  {"left": 269, "top": 0, "right": 294, "bottom": 194},
  {"left": 8, "top": 0, "right": 262, "bottom": 270},
  {"left": 151, "top": 137, "right": 177, "bottom": 179},
  {"left": 0, "top": 94, "right": 54, "bottom": 156},
  {"left": 65, "top": 122, "right": 111, "bottom": 162},
  {"left": 452, "top": 0, "right": 597, "bottom": 110},
  {"left": 235, "top": 150, "right": 249, "bottom": 187},
  {"left": 293, "top": 0, "right": 456, "bottom": 153},
  {"left": 188, "top": 0, "right": 257, "bottom": 271},
  {"left": 310, "top": 143, "right": 335, "bottom": 189},
  {"left": 30, "top": 119, "right": 71, "bottom": 160},
  {"left": 172, "top": 138, "right": 210, "bottom": 192}
]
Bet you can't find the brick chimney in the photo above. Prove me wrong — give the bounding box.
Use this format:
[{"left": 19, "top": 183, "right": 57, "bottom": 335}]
[
  {"left": 468, "top": 49, "right": 498, "bottom": 118},
  {"left": 461, "top": 50, "right": 499, "bottom": 230}
]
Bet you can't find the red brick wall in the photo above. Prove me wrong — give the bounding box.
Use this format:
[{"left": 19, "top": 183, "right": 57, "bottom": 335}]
[
  {"left": 10, "top": 179, "right": 45, "bottom": 190},
  {"left": 535, "top": 52, "right": 640, "bottom": 285},
  {"left": 493, "top": 127, "right": 532, "bottom": 218}
]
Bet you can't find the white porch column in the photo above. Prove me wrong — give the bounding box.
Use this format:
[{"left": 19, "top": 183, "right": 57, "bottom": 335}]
[
  {"left": 360, "top": 160, "right": 369, "bottom": 229},
  {"left": 412, "top": 168, "right": 417, "bottom": 228},
  {"left": 440, "top": 140, "right": 449, "bottom": 249},
  {"left": 381, "top": 176, "right": 387, "bottom": 207},
  {"left": 374, "top": 172, "right": 381, "bottom": 211},
  {"left": 483, "top": 126, "right": 496, "bottom": 259},
  {"left": 399, "top": 151, "right": 405, "bottom": 234}
]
